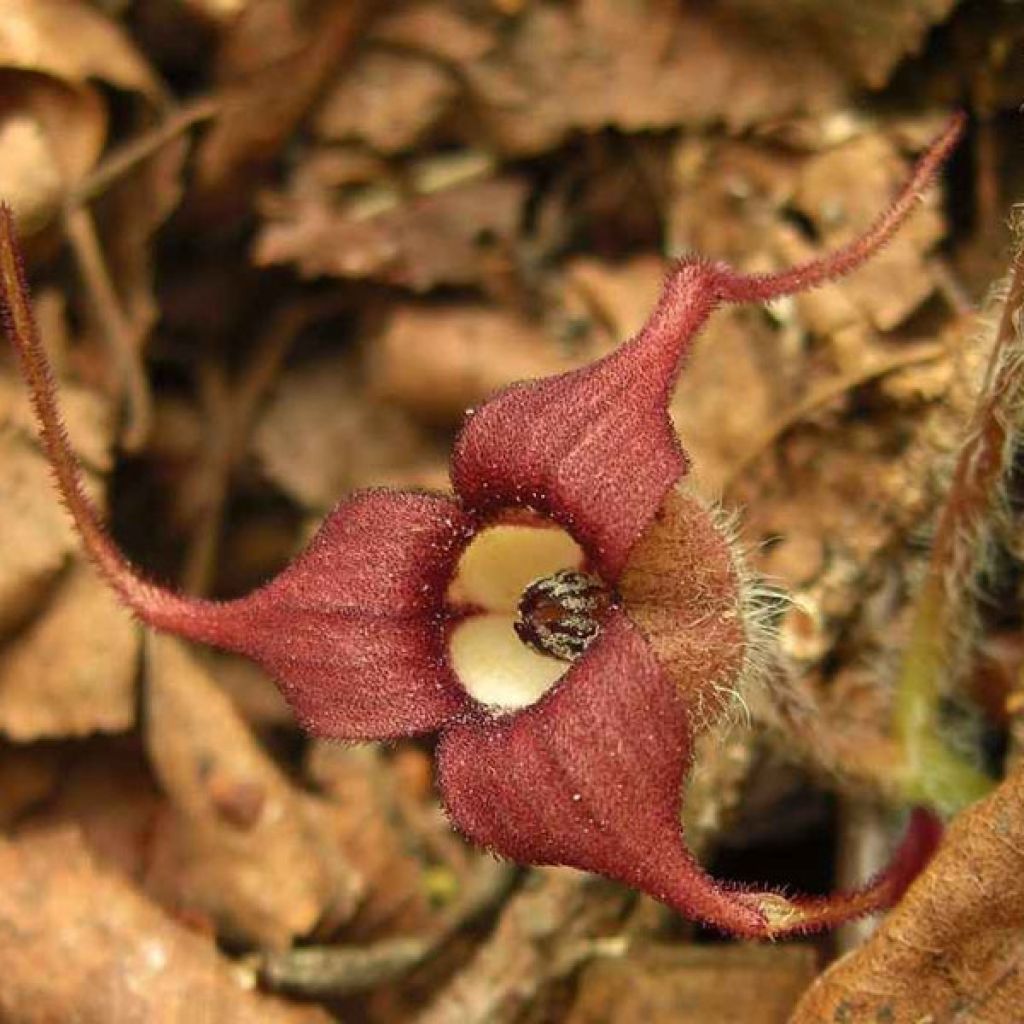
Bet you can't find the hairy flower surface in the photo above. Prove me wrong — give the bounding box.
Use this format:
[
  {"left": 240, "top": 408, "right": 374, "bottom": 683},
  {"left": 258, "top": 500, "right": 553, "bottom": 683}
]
[{"left": 0, "top": 116, "right": 963, "bottom": 938}]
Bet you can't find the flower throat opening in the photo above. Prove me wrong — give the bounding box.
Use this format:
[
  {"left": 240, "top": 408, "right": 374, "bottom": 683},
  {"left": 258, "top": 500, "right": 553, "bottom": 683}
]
[{"left": 446, "top": 521, "right": 609, "bottom": 711}]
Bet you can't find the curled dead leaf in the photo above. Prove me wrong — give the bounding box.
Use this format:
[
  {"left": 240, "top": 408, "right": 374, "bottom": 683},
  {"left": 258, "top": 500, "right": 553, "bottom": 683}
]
[
  {"left": 452, "top": 0, "right": 846, "bottom": 156},
  {"left": 790, "top": 760, "right": 1024, "bottom": 1023},
  {"left": 718, "top": 0, "right": 959, "bottom": 90},
  {"left": 0, "top": 0, "right": 162, "bottom": 227}
]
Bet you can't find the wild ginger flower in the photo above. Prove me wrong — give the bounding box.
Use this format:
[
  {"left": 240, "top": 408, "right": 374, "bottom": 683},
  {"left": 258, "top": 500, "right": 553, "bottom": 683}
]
[{"left": 0, "top": 115, "right": 962, "bottom": 937}]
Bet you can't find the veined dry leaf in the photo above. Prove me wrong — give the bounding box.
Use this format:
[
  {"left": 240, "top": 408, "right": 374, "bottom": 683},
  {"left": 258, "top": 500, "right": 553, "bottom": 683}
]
[
  {"left": 0, "top": 827, "right": 332, "bottom": 1024},
  {"left": 144, "top": 635, "right": 363, "bottom": 949},
  {"left": 0, "top": 0, "right": 162, "bottom": 227},
  {"left": 790, "top": 760, "right": 1024, "bottom": 1023}
]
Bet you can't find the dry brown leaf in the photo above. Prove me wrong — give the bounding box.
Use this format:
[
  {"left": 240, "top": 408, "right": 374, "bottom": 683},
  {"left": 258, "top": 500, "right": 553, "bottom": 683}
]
[
  {"left": 567, "top": 944, "right": 818, "bottom": 1024},
  {"left": 0, "top": 367, "right": 115, "bottom": 473},
  {"left": 790, "top": 760, "right": 1024, "bottom": 1023},
  {"left": 194, "top": 0, "right": 369, "bottom": 212},
  {"left": 0, "top": 0, "right": 160, "bottom": 93},
  {"left": 669, "top": 123, "right": 945, "bottom": 344},
  {"left": 0, "top": 560, "right": 139, "bottom": 740},
  {"left": 0, "top": 339, "right": 129, "bottom": 739},
  {"left": 565, "top": 256, "right": 668, "bottom": 341},
  {"left": 183, "top": 0, "right": 254, "bottom": 24},
  {"left": 0, "top": 349, "right": 118, "bottom": 656},
  {"left": 314, "top": 48, "right": 457, "bottom": 155},
  {"left": 671, "top": 307, "right": 785, "bottom": 495},
  {"left": 0, "top": 0, "right": 162, "bottom": 226},
  {"left": 252, "top": 351, "right": 449, "bottom": 512},
  {"left": 367, "top": 302, "right": 579, "bottom": 424},
  {"left": 0, "top": 827, "right": 332, "bottom": 1023},
  {"left": 255, "top": 176, "right": 528, "bottom": 292},
  {"left": 0, "top": 431, "right": 83, "bottom": 634},
  {"left": 719, "top": 0, "right": 959, "bottom": 89},
  {"left": 144, "top": 635, "right": 363, "bottom": 949},
  {"left": 372, "top": 3, "right": 496, "bottom": 65},
  {"left": 450, "top": 0, "right": 845, "bottom": 156}
]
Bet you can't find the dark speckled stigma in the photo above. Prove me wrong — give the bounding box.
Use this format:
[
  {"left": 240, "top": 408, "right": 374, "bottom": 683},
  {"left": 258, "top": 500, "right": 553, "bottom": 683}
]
[{"left": 514, "top": 569, "right": 611, "bottom": 663}]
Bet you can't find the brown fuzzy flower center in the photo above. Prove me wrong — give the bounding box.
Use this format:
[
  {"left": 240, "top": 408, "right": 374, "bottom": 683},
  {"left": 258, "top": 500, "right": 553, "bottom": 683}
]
[{"left": 515, "top": 570, "right": 610, "bottom": 662}]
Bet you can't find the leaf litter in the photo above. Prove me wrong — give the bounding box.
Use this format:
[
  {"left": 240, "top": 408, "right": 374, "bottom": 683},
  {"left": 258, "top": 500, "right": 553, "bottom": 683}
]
[{"left": 0, "top": 0, "right": 1021, "bottom": 1021}]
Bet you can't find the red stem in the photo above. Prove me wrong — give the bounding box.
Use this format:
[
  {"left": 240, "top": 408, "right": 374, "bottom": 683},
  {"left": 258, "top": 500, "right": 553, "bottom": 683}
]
[{"left": 0, "top": 205, "right": 238, "bottom": 648}]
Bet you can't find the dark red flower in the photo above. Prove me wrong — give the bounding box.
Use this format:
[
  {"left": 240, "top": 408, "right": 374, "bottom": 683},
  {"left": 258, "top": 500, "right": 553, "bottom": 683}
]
[{"left": 0, "top": 115, "right": 962, "bottom": 937}]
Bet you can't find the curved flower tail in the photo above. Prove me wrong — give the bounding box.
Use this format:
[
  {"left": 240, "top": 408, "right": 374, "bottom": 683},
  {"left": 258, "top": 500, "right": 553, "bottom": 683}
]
[
  {"left": 739, "top": 808, "right": 942, "bottom": 937},
  {"left": 707, "top": 112, "right": 964, "bottom": 306},
  {"left": 452, "top": 116, "right": 963, "bottom": 580},
  {"left": 437, "top": 613, "right": 941, "bottom": 938},
  {"left": 0, "top": 206, "right": 471, "bottom": 740},
  {"left": 0, "top": 205, "right": 230, "bottom": 645}
]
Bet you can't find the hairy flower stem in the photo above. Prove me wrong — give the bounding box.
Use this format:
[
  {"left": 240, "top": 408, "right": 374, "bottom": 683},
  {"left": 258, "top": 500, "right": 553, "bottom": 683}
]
[
  {"left": 896, "top": 244, "right": 1024, "bottom": 814},
  {"left": 0, "top": 206, "right": 235, "bottom": 646}
]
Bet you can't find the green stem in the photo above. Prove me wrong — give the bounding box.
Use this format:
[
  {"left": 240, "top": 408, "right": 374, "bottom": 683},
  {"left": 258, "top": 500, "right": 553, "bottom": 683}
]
[
  {"left": 895, "top": 583, "right": 993, "bottom": 814},
  {"left": 894, "top": 249, "right": 1024, "bottom": 815}
]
